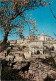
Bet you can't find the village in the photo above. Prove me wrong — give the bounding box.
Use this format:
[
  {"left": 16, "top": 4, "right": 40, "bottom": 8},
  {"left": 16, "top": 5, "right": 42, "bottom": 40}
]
[
  {"left": 0, "top": 33, "right": 56, "bottom": 81},
  {"left": 0, "top": 0, "right": 56, "bottom": 80}
]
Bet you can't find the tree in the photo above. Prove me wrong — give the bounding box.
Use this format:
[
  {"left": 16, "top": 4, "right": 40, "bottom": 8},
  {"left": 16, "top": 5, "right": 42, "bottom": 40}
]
[
  {"left": 49, "top": 7, "right": 56, "bottom": 20},
  {"left": 49, "top": 7, "right": 56, "bottom": 36},
  {"left": 0, "top": 0, "right": 52, "bottom": 51}
]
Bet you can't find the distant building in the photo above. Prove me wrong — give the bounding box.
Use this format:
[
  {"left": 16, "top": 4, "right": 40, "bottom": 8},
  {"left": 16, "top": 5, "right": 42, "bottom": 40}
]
[
  {"left": 38, "top": 33, "right": 54, "bottom": 41},
  {"left": 0, "top": 33, "right": 56, "bottom": 55},
  {"left": 25, "top": 33, "right": 56, "bottom": 55}
]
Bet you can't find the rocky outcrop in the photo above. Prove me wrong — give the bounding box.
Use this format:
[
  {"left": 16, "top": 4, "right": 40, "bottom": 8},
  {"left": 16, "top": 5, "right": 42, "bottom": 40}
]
[{"left": 15, "top": 57, "right": 56, "bottom": 81}]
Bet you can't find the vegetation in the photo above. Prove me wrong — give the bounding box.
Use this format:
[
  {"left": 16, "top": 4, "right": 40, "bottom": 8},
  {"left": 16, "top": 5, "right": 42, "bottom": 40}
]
[
  {"left": 0, "top": 0, "right": 52, "bottom": 51},
  {"left": 41, "top": 57, "right": 56, "bottom": 68},
  {"left": 1, "top": 60, "right": 29, "bottom": 81}
]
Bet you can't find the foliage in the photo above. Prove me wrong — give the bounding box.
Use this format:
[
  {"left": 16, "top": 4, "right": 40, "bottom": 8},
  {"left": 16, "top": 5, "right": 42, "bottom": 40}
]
[
  {"left": 0, "top": 0, "right": 52, "bottom": 38},
  {"left": 0, "top": 0, "right": 52, "bottom": 51},
  {"left": 41, "top": 57, "right": 56, "bottom": 68},
  {"left": 1, "top": 60, "right": 29, "bottom": 81}
]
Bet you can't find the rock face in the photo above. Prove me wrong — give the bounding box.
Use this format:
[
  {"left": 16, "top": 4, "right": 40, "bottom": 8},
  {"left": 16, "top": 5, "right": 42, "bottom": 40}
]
[
  {"left": 0, "top": 34, "right": 56, "bottom": 81},
  {"left": 0, "top": 50, "right": 56, "bottom": 81},
  {"left": 16, "top": 57, "right": 56, "bottom": 81}
]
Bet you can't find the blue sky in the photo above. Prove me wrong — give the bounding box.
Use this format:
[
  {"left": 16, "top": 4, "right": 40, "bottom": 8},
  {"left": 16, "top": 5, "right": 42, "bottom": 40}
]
[{"left": 0, "top": 0, "right": 56, "bottom": 40}]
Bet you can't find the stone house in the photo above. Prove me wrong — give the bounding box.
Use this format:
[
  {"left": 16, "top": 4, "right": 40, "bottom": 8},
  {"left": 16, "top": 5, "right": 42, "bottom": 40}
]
[{"left": 1, "top": 33, "right": 56, "bottom": 58}]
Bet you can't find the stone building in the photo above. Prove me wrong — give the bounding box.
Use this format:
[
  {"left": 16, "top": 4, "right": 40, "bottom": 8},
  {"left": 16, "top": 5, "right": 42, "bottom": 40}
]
[
  {"left": 38, "top": 33, "right": 54, "bottom": 41},
  {"left": 7, "top": 33, "right": 56, "bottom": 56},
  {"left": 0, "top": 33, "right": 56, "bottom": 58},
  {"left": 0, "top": 34, "right": 56, "bottom": 81}
]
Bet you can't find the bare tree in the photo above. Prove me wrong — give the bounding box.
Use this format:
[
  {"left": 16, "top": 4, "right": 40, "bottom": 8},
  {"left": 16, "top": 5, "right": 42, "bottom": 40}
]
[
  {"left": 49, "top": 7, "right": 56, "bottom": 37},
  {"left": 49, "top": 7, "right": 56, "bottom": 20},
  {"left": 0, "top": 0, "right": 52, "bottom": 51}
]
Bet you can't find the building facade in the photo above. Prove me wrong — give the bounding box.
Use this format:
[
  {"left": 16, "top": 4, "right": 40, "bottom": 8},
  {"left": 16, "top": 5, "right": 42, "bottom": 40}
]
[{"left": 7, "top": 33, "right": 56, "bottom": 56}]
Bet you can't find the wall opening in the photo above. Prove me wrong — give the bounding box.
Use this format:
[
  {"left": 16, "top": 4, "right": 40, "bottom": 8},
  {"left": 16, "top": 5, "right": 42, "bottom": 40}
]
[{"left": 37, "top": 50, "right": 40, "bottom": 54}]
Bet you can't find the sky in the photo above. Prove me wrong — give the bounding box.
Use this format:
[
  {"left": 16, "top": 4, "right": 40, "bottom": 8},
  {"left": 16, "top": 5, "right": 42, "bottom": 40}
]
[{"left": 0, "top": 0, "right": 56, "bottom": 40}]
